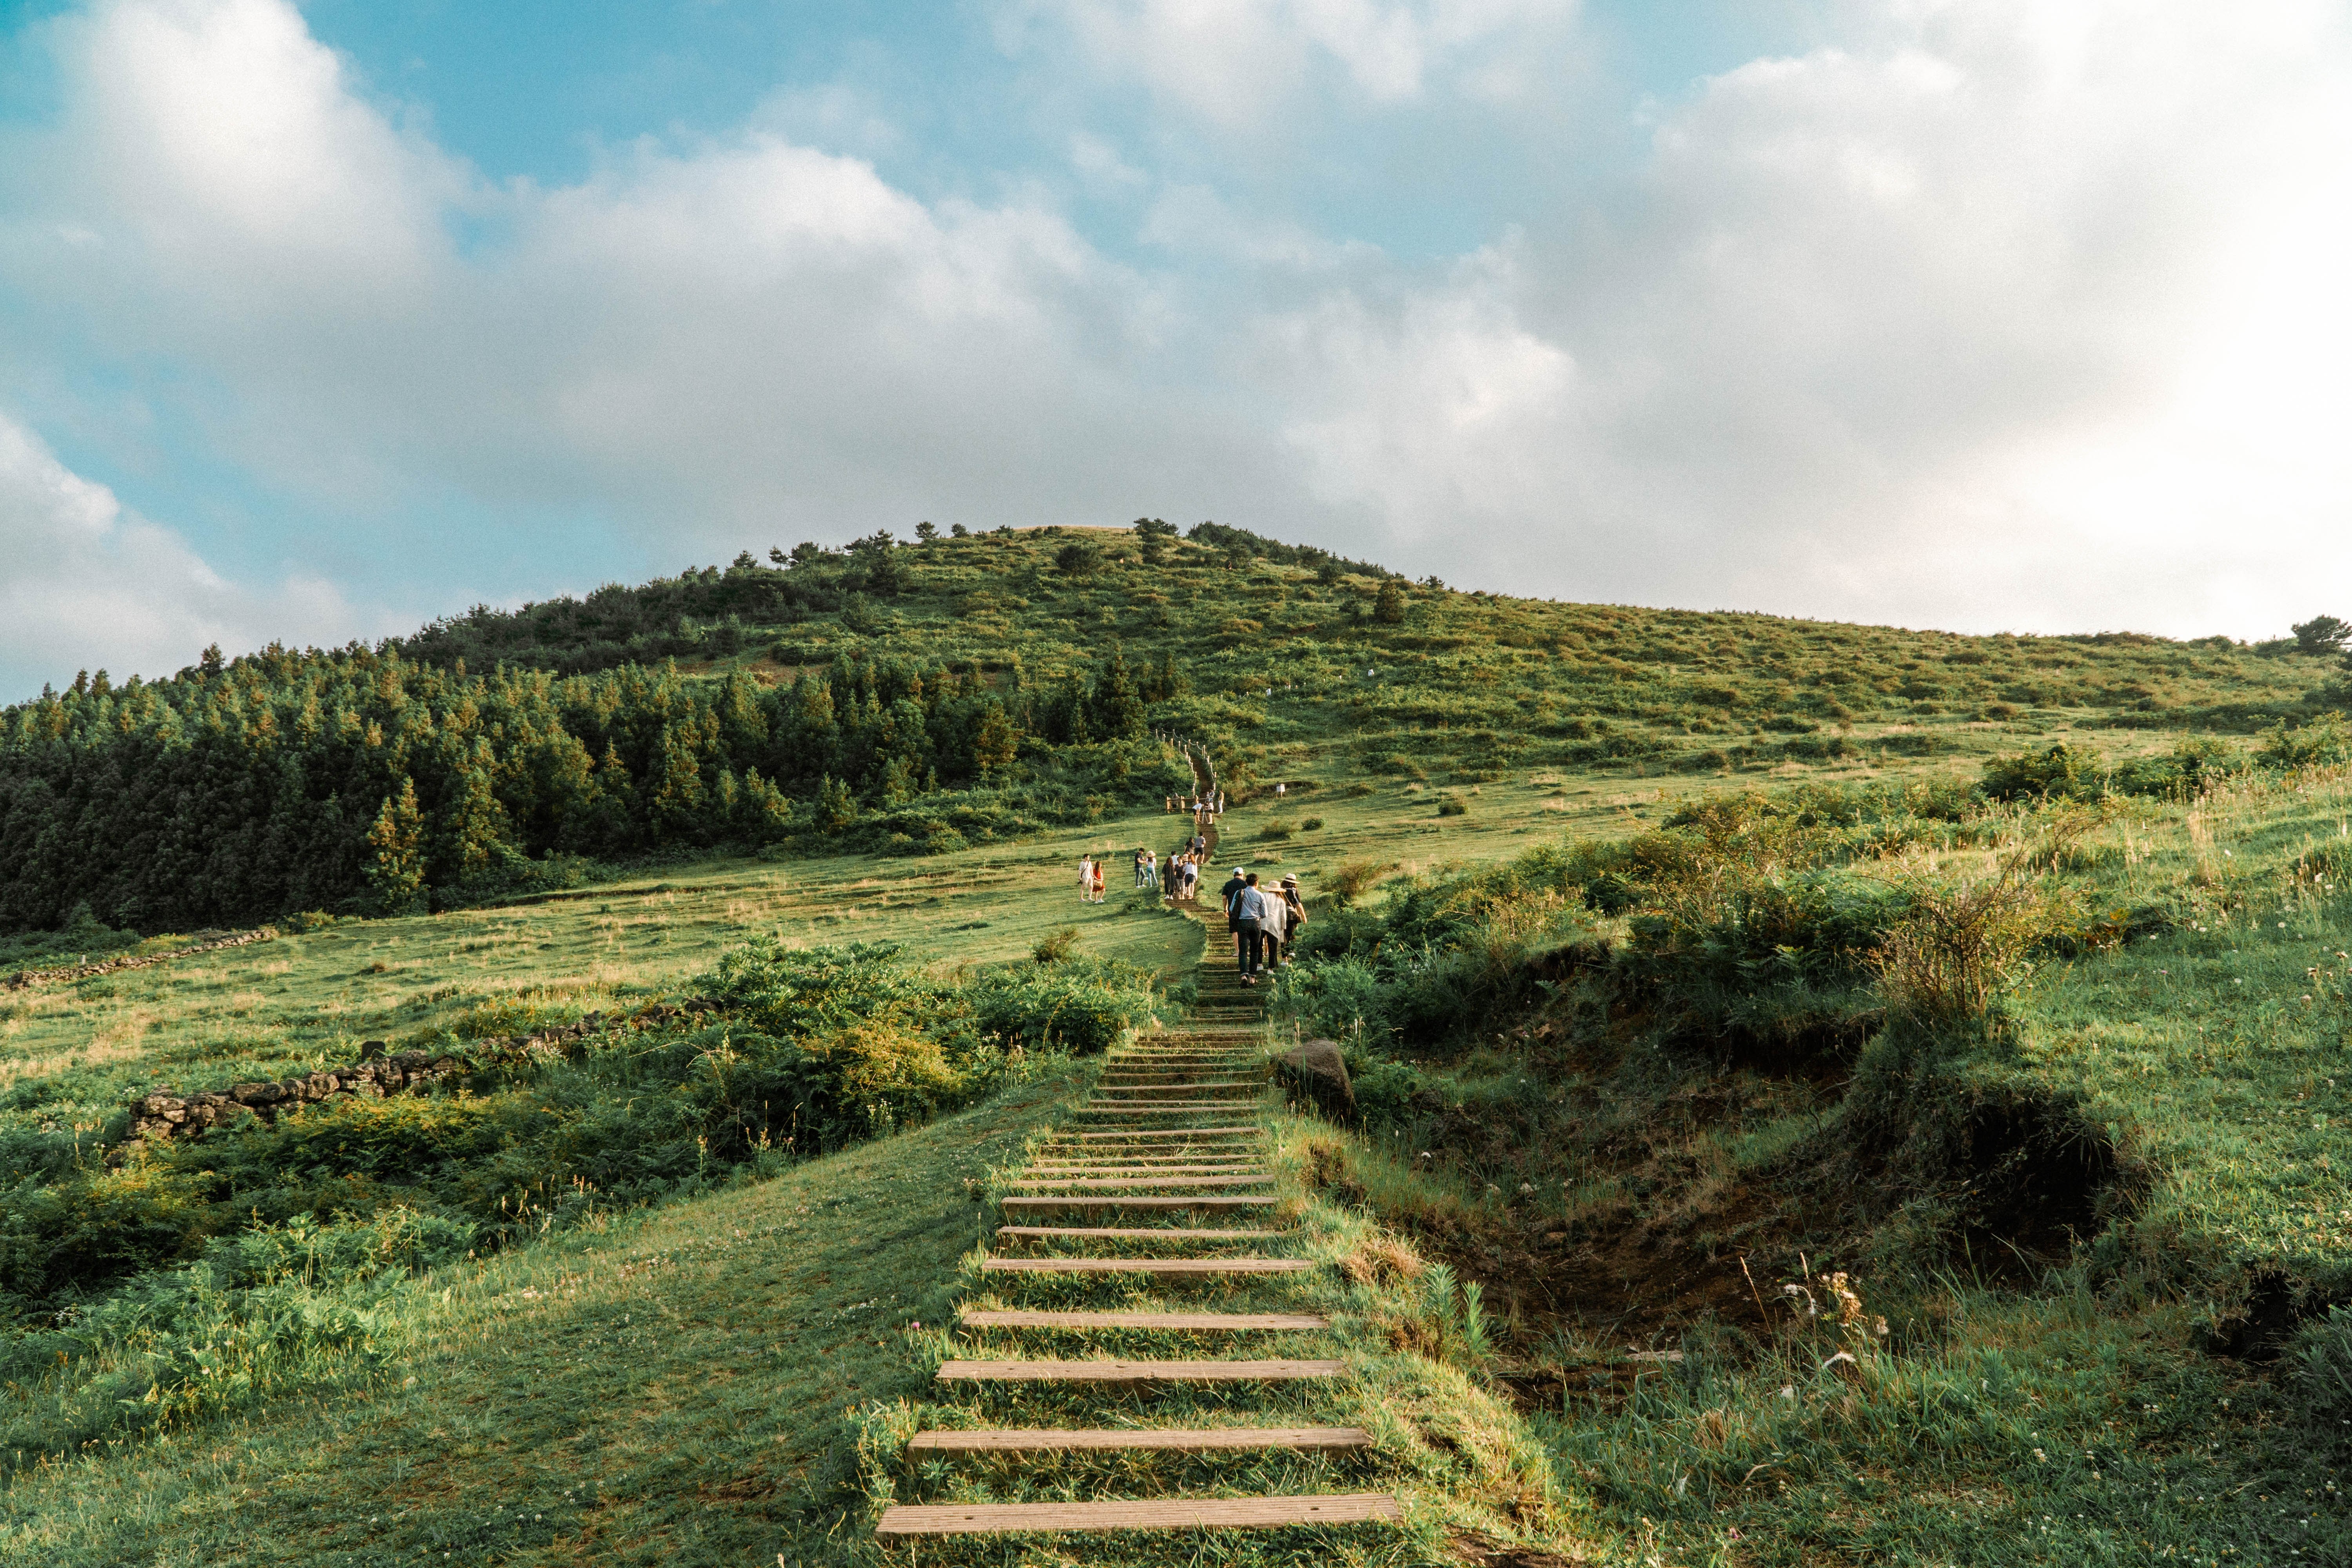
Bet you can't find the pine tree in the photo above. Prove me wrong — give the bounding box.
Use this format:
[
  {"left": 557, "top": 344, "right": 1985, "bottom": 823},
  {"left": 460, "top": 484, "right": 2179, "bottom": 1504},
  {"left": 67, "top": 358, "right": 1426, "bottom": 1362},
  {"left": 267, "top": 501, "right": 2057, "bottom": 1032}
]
[
  {"left": 1089, "top": 645, "right": 1145, "bottom": 739},
  {"left": 970, "top": 699, "right": 1018, "bottom": 776},
  {"left": 815, "top": 773, "right": 858, "bottom": 833},
  {"left": 1373, "top": 578, "right": 1408, "bottom": 624},
  {"left": 365, "top": 777, "right": 426, "bottom": 913}
]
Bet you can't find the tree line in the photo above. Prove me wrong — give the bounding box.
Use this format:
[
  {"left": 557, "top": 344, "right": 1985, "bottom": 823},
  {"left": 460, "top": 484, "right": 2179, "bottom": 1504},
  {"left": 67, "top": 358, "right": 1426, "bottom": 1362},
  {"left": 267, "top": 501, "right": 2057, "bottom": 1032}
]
[{"left": 0, "top": 640, "right": 1172, "bottom": 933}]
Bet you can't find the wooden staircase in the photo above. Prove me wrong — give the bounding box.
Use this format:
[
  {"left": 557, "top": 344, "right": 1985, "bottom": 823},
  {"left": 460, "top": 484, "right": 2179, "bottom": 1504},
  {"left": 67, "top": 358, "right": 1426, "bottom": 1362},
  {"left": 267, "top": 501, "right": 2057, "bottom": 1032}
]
[{"left": 874, "top": 788, "right": 1402, "bottom": 1546}]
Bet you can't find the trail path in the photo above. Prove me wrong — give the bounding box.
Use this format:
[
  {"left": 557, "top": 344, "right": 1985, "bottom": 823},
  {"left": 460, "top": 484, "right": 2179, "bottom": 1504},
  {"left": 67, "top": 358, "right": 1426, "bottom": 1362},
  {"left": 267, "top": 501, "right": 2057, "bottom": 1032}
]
[{"left": 875, "top": 768, "right": 1401, "bottom": 1548}]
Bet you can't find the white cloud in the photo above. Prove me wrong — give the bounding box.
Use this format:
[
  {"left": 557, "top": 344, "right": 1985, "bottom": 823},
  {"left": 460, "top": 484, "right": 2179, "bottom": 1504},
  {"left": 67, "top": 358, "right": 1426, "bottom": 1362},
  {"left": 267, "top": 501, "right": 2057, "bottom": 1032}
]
[
  {"left": 1264, "top": 0, "right": 2352, "bottom": 633},
  {"left": 0, "top": 410, "right": 367, "bottom": 691},
  {"left": 1010, "top": 0, "right": 1579, "bottom": 127},
  {"left": 4, "top": 0, "right": 1305, "bottom": 550}
]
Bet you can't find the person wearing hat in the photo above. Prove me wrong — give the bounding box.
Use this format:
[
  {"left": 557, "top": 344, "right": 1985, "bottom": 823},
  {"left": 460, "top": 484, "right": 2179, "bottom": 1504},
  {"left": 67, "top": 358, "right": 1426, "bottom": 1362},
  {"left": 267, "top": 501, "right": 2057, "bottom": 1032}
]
[
  {"left": 1276, "top": 874, "right": 1307, "bottom": 964},
  {"left": 1257, "top": 868, "right": 1290, "bottom": 967}
]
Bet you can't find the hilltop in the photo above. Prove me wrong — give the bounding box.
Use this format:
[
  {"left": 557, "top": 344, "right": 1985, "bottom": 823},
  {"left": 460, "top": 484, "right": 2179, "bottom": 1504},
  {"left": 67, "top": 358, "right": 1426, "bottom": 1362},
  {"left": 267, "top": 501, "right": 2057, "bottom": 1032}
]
[{"left": 2, "top": 520, "right": 2339, "bottom": 944}]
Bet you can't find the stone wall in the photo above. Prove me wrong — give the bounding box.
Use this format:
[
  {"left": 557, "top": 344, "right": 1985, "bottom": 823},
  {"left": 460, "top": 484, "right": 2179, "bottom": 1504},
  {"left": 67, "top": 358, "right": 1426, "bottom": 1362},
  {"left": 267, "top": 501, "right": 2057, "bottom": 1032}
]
[
  {"left": 124, "top": 998, "right": 720, "bottom": 1146},
  {"left": 6, "top": 926, "right": 278, "bottom": 990}
]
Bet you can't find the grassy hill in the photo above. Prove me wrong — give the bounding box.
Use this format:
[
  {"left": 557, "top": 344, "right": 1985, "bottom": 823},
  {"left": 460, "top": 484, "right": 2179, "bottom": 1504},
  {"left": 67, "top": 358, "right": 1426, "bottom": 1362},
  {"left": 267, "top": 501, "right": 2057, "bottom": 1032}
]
[{"left": 5, "top": 523, "right": 2352, "bottom": 1564}]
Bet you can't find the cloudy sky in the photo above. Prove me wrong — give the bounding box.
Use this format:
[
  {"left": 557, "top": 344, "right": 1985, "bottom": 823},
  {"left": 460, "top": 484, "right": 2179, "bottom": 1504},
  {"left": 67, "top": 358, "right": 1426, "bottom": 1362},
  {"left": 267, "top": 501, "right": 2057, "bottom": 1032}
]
[{"left": 2, "top": 0, "right": 2348, "bottom": 698}]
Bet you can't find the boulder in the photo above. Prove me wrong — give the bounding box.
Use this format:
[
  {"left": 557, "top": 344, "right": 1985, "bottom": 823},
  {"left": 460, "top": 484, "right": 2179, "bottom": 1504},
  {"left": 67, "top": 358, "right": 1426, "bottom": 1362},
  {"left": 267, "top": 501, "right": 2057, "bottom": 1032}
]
[{"left": 1280, "top": 1038, "right": 1357, "bottom": 1125}]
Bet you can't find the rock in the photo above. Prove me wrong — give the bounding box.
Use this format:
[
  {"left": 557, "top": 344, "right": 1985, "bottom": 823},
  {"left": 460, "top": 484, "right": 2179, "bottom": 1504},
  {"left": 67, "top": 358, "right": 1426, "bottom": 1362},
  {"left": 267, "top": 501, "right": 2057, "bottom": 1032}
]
[
  {"left": 1280, "top": 1038, "right": 1357, "bottom": 1125},
  {"left": 358, "top": 1040, "right": 387, "bottom": 1061},
  {"left": 231, "top": 1082, "right": 285, "bottom": 1104}
]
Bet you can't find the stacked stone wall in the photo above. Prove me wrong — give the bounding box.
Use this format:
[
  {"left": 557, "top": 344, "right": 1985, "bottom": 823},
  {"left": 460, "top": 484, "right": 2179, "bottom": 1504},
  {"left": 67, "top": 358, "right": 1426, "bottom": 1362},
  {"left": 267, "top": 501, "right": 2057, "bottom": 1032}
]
[
  {"left": 123, "top": 999, "right": 719, "bottom": 1147},
  {"left": 5, "top": 926, "right": 278, "bottom": 990}
]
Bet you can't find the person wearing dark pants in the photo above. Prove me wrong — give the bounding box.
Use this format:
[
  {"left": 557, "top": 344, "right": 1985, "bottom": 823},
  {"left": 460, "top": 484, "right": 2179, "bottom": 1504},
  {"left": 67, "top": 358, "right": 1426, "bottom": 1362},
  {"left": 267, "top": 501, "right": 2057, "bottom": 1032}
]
[{"left": 1232, "top": 872, "right": 1269, "bottom": 983}]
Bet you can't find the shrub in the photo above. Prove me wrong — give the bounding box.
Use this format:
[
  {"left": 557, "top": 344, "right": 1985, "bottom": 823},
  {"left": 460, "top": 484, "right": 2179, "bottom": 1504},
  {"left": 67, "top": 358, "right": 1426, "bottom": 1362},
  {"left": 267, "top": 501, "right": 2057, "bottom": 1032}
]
[
  {"left": 2259, "top": 712, "right": 2352, "bottom": 769},
  {"left": 2287, "top": 1306, "right": 2352, "bottom": 1432},
  {"left": 969, "top": 961, "right": 1155, "bottom": 1055},
  {"left": 1327, "top": 860, "right": 1393, "bottom": 906},
  {"left": 1300, "top": 817, "right": 1324, "bottom": 830},
  {"left": 1436, "top": 795, "right": 1468, "bottom": 817},
  {"left": 1259, "top": 820, "right": 1294, "bottom": 841},
  {"left": 1033, "top": 927, "right": 1079, "bottom": 963},
  {"left": 1982, "top": 742, "right": 2105, "bottom": 802},
  {"left": 1868, "top": 877, "right": 2039, "bottom": 1038}
]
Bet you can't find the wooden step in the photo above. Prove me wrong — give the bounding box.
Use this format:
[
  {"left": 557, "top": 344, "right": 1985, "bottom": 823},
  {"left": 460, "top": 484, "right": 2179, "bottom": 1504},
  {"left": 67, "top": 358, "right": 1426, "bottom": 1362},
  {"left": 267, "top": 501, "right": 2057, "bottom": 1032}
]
[
  {"left": 995, "top": 1226, "right": 1287, "bottom": 1240},
  {"left": 1010, "top": 1174, "right": 1272, "bottom": 1191},
  {"left": 1000, "top": 1194, "right": 1278, "bottom": 1212},
  {"left": 1081, "top": 1103, "right": 1259, "bottom": 1114},
  {"left": 1030, "top": 1159, "right": 1268, "bottom": 1169},
  {"left": 982, "top": 1257, "right": 1312, "bottom": 1275},
  {"left": 1028, "top": 1161, "right": 1264, "bottom": 1173},
  {"left": 1057, "top": 1127, "right": 1260, "bottom": 1139},
  {"left": 905, "top": 1426, "right": 1369, "bottom": 1454},
  {"left": 875, "top": 1492, "right": 1400, "bottom": 1537},
  {"left": 958, "top": 1310, "right": 1327, "bottom": 1330},
  {"left": 936, "top": 1357, "right": 1342, "bottom": 1383}
]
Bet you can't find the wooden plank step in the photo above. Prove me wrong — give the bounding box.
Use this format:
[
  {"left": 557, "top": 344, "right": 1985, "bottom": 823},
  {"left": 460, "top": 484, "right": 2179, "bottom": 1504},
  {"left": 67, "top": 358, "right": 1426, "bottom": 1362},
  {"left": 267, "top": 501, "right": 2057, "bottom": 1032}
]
[
  {"left": 1002, "top": 1194, "right": 1279, "bottom": 1222},
  {"left": 995, "top": 1226, "right": 1288, "bottom": 1240},
  {"left": 958, "top": 1310, "right": 1327, "bottom": 1330},
  {"left": 1056, "top": 1127, "right": 1259, "bottom": 1140},
  {"left": 936, "top": 1358, "right": 1342, "bottom": 1382},
  {"left": 982, "top": 1257, "right": 1312, "bottom": 1275},
  {"left": 1028, "top": 1162, "right": 1264, "bottom": 1173},
  {"left": 906, "top": 1426, "right": 1368, "bottom": 1454},
  {"left": 1029, "top": 1166, "right": 1267, "bottom": 1177},
  {"left": 1001, "top": 1195, "right": 1278, "bottom": 1212},
  {"left": 1082, "top": 1103, "right": 1259, "bottom": 1114},
  {"left": 1010, "top": 1174, "right": 1272, "bottom": 1191},
  {"left": 875, "top": 1492, "right": 1400, "bottom": 1537}
]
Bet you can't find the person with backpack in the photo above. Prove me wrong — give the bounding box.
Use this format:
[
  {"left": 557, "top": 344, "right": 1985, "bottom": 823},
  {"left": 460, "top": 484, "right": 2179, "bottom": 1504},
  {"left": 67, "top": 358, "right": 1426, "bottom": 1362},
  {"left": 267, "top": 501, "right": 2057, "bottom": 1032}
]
[{"left": 1229, "top": 871, "right": 1268, "bottom": 982}]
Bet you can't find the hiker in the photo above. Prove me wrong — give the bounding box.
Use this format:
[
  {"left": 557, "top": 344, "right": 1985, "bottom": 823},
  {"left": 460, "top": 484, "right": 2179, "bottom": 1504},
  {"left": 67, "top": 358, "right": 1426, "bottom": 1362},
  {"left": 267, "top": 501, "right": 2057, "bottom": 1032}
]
[
  {"left": 1090, "top": 858, "right": 1107, "bottom": 902},
  {"left": 1221, "top": 866, "right": 1253, "bottom": 976},
  {"left": 1231, "top": 872, "right": 1269, "bottom": 982},
  {"left": 1257, "top": 870, "right": 1290, "bottom": 968},
  {"left": 1275, "top": 782, "right": 1286, "bottom": 797},
  {"left": 1180, "top": 856, "right": 1199, "bottom": 902},
  {"left": 1277, "top": 873, "right": 1308, "bottom": 964},
  {"left": 1078, "top": 857, "right": 1096, "bottom": 903}
]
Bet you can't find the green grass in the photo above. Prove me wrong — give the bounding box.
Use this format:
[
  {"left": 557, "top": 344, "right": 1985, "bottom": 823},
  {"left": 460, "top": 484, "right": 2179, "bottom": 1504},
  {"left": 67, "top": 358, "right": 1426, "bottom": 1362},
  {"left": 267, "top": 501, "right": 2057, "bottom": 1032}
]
[{"left": 0, "top": 1064, "right": 1083, "bottom": 1565}]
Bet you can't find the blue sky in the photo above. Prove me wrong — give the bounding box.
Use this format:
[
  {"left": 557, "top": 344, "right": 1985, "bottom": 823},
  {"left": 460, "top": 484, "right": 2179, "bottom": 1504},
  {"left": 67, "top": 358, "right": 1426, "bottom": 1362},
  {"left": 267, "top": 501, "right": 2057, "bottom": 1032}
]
[{"left": 2, "top": 0, "right": 2350, "bottom": 699}]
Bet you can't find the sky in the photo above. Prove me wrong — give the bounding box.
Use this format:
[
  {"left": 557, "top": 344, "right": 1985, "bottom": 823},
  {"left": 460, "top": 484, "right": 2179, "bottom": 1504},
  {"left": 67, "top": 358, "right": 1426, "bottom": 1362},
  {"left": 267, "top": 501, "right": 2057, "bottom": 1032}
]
[{"left": 2, "top": 0, "right": 2349, "bottom": 700}]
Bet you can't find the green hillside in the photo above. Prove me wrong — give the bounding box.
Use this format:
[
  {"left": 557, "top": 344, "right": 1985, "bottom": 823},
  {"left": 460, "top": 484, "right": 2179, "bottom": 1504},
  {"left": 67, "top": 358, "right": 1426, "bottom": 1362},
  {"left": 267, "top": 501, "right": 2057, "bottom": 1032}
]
[{"left": 6, "top": 523, "right": 2352, "bottom": 1564}]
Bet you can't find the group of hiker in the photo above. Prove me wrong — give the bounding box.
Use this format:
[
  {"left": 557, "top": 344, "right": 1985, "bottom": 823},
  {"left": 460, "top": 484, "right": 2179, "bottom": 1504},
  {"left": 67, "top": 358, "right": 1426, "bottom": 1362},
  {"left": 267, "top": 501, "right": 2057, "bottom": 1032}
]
[
  {"left": 1220, "top": 867, "right": 1305, "bottom": 984},
  {"left": 1078, "top": 778, "right": 1306, "bottom": 980}
]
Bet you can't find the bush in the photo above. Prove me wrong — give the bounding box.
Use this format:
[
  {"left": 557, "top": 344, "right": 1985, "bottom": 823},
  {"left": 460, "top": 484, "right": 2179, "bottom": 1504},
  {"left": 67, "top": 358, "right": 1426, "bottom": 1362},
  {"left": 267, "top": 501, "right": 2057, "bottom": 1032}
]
[
  {"left": 1, "top": 1209, "right": 470, "bottom": 1466},
  {"left": 2259, "top": 712, "right": 2352, "bottom": 769},
  {"left": 969, "top": 961, "right": 1156, "bottom": 1055},
  {"left": 1259, "top": 820, "right": 1294, "bottom": 840},
  {"left": 1300, "top": 817, "right": 1324, "bottom": 831},
  {"left": 1982, "top": 742, "right": 2105, "bottom": 802},
  {"left": 1436, "top": 795, "right": 1468, "bottom": 817},
  {"left": 2287, "top": 1306, "right": 2352, "bottom": 1434},
  {"left": 1033, "top": 927, "right": 1079, "bottom": 963}
]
